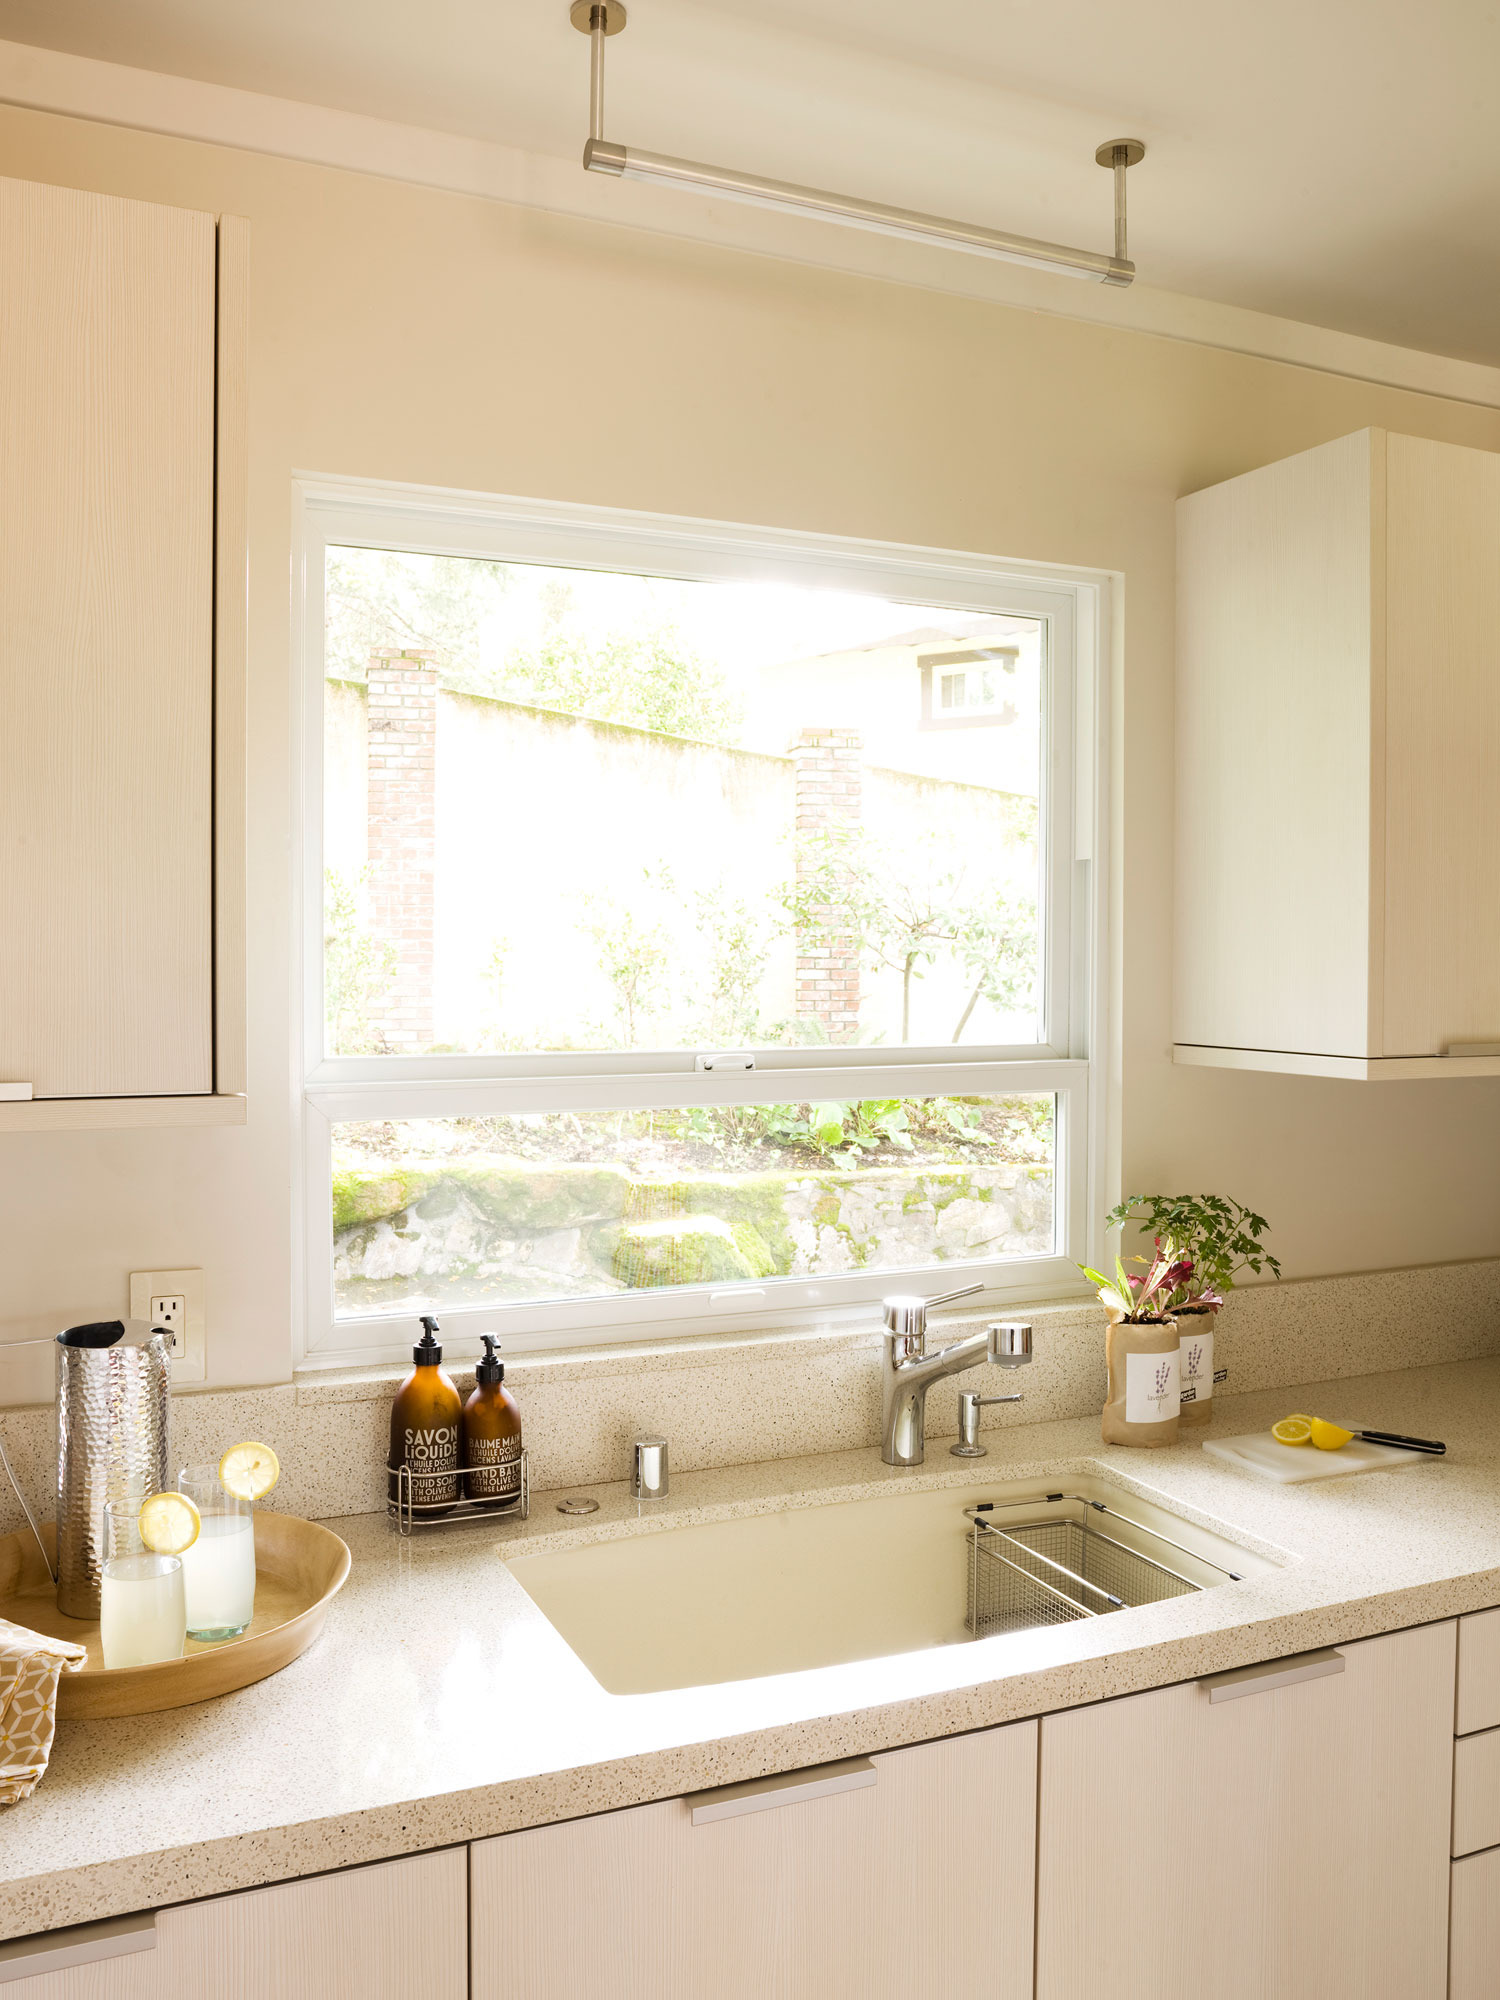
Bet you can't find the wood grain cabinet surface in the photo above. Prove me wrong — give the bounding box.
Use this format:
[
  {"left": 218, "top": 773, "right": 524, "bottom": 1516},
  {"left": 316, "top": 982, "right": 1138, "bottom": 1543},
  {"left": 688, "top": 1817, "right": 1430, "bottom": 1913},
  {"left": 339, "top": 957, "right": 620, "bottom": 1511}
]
[
  {"left": 0, "top": 1851, "right": 467, "bottom": 2000},
  {"left": 1174, "top": 427, "right": 1500, "bottom": 1079},
  {"left": 0, "top": 174, "right": 246, "bottom": 1126},
  {"left": 1457, "top": 1607, "right": 1500, "bottom": 1736},
  {"left": 1450, "top": 1844, "right": 1500, "bottom": 2000},
  {"left": 470, "top": 1726, "right": 1038, "bottom": 2000},
  {"left": 1035, "top": 1623, "right": 1456, "bottom": 2000}
]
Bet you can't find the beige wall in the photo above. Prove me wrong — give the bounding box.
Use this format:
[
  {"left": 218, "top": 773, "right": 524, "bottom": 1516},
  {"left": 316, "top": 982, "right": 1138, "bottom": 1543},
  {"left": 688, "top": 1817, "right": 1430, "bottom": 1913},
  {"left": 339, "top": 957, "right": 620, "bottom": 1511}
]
[{"left": 0, "top": 102, "right": 1497, "bottom": 1393}]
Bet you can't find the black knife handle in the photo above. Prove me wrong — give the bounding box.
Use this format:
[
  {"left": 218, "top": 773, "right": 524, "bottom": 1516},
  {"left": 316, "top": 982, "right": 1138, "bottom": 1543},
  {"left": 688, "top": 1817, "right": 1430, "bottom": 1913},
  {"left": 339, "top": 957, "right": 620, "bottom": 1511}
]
[{"left": 1358, "top": 1429, "right": 1446, "bottom": 1456}]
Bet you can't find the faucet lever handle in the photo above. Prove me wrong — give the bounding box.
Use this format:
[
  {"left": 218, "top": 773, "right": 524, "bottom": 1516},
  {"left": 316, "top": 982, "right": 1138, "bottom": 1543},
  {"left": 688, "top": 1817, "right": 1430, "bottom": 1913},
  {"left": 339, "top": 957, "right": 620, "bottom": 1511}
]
[{"left": 882, "top": 1281, "right": 984, "bottom": 1341}]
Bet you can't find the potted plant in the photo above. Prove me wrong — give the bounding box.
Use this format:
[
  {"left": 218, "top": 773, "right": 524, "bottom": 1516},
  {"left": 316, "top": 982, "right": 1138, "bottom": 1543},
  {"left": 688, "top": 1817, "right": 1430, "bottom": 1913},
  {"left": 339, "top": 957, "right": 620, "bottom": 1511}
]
[
  {"left": 1078, "top": 1241, "right": 1187, "bottom": 1447},
  {"left": 1104, "top": 1194, "right": 1281, "bottom": 1430}
]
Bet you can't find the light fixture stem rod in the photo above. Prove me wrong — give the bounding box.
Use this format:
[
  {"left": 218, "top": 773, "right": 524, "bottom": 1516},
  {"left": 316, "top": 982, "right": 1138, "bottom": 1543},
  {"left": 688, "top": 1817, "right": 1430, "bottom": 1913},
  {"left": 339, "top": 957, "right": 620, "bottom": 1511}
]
[
  {"left": 1113, "top": 146, "right": 1128, "bottom": 263},
  {"left": 589, "top": 6, "right": 607, "bottom": 141}
]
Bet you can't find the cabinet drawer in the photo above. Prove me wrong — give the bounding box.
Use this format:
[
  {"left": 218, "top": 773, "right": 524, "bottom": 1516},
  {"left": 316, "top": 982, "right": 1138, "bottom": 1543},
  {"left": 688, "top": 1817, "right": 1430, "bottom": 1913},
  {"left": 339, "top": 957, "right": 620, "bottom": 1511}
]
[
  {"left": 472, "top": 1726, "right": 1037, "bottom": 2000},
  {"left": 156, "top": 1849, "right": 466, "bottom": 1999},
  {"left": 1453, "top": 1729, "right": 1500, "bottom": 1856},
  {"left": 1451, "top": 1847, "right": 1500, "bottom": 2000},
  {"left": 1457, "top": 1609, "right": 1500, "bottom": 1735}
]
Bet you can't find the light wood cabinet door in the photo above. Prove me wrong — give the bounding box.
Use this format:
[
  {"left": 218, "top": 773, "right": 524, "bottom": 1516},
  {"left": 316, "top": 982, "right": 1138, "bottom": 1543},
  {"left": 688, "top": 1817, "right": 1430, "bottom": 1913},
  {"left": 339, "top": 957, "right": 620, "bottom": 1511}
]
[
  {"left": 1457, "top": 1606, "right": 1500, "bottom": 1735},
  {"left": 471, "top": 1725, "right": 1037, "bottom": 2000},
  {"left": 1036, "top": 1624, "right": 1455, "bottom": 2000},
  {"left": 1174, "top": 426, "right": 1500, "bottom": 1077},
  {"left": 154, "top": 1849, "right": 466, "bottom": 2000},
  {"left": 0, "top": 174, "right": 215, "bottom": 1101},
  {"left": 0, "top": 1912, "right": 159, "bottom": 1999},
  {"left": 1450, "top": 1845, "right": 1500, "bottom": 2000}
]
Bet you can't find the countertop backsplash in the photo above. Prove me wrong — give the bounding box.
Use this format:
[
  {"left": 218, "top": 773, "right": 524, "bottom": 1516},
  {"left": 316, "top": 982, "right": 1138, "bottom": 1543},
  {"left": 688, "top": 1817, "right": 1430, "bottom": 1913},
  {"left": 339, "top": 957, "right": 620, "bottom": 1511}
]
[{"left": 0, "top": 1259, "right": 1496, "bottom": 1531}]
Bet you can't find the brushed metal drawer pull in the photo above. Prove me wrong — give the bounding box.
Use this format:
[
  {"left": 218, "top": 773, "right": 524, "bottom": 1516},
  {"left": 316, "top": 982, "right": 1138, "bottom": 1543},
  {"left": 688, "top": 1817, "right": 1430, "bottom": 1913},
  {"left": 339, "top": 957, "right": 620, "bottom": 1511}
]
[
  {"left": 1201, "top": 1648, "right": 1344, "bottom": 1704},
  {"left": 0, "top": 1911, "right": 155, "bottom": 1985},
  {"left": 689, "top": 1757, "right": 876, "bottom": 1825}
]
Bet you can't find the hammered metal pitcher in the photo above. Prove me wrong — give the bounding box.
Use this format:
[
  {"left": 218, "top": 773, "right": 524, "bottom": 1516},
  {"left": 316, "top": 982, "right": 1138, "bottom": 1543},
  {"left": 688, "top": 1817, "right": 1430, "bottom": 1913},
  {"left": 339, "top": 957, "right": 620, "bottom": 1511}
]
[{"left": 54, "top": 1320, "right": 172, "bottom": 1619}]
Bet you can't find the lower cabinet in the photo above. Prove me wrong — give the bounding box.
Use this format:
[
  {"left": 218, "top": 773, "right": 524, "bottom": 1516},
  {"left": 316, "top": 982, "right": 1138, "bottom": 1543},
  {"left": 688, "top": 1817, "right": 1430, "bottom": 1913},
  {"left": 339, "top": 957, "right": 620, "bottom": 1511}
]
[
  {"left": 1035, "top": 1622, "right": 1456, "bottom": 2000},
  {"left": 471, "top": 1723, "right": 1038, "bottom": 2000},
  {"left": 0, "top": 1619, "right": 1471, "bottom": 2000},
  {"left": 1450, "top": 1844, "right": 1500, "bottom": 2000},
  {"left": 0, "top": 1849, "right": 466, "bottom": 2000}
]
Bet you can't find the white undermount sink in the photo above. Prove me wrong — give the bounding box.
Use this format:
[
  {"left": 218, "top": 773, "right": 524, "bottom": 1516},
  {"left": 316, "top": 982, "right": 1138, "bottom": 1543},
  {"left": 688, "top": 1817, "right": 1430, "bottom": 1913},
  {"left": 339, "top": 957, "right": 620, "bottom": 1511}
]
[{"left": 504, "top": 1471, "right": 1274, "bottom": 1695}]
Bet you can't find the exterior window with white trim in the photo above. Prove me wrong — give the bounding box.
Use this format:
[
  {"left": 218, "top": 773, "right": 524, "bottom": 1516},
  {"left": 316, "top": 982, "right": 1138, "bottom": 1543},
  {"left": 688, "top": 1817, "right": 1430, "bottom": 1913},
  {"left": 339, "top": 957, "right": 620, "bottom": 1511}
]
[{"left": 298, "top": 484, "right": 1108, "bottom": 1364}]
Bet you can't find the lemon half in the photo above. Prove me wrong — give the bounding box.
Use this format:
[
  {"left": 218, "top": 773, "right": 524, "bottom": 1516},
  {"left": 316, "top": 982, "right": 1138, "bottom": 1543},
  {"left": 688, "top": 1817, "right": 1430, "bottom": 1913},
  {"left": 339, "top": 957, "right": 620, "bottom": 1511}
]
[
  {"left": 219, "top": 1441, "right": 280, "bottom": 1502},
  {"left": 1309, "top": 1418, "right": 1354, "bottom": 1451},
  {"left": 1271, "top": 1416, "right": 1313, "bottom": 1447},
  {"left": 137, "top": 1489, "right": 201, "bottom": 1556}
]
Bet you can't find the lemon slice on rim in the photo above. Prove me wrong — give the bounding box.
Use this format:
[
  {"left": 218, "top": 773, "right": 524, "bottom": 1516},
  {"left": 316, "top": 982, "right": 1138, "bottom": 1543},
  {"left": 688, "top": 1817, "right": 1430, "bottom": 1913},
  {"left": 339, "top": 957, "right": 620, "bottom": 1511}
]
[
  {"left": 219, "top": 1441, "right": 280, "bottom": 1502},
  {"left": 137, "top": 1489, "right": 200, "bottom": 1555},
  {"left": 1271, "top": 1416, "right": 1313, "bottom": 1446},
  {"left": 1309, "top": 1418, "right": 1354, "bottom": 1452}
]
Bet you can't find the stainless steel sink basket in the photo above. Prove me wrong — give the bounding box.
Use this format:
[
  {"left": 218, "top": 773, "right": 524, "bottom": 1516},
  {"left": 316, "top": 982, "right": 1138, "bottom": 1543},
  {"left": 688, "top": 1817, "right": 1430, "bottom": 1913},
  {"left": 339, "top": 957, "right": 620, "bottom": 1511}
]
[{"left": 965, "top": 1493, "right": 1243, "bottom": 1637}]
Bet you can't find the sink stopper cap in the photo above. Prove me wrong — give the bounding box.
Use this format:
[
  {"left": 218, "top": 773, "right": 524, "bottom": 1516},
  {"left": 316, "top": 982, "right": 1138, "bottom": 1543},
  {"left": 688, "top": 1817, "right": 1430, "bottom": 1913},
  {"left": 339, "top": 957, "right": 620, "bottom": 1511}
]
[
  {"left": 476, "top": 1334, "right": 504, "bottom": 1385},
  {"left": 414, "top": 1313, "right": 443, "bottom": 1365}
]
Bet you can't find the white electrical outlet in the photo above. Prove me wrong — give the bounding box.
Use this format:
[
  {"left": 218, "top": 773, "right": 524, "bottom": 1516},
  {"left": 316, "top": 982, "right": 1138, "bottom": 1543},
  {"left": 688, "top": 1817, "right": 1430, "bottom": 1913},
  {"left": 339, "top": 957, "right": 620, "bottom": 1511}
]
[{"left": 129, "top": 1269, "right": 206, "bottom": 1383}]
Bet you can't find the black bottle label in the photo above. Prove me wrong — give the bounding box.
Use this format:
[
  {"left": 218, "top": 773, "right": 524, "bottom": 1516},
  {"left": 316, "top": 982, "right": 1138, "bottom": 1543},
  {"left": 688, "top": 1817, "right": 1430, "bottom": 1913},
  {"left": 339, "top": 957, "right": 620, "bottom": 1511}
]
[
  {"left": 403, "top": 1422, "right": 460, "bottom": 1506},
  {"left": 466, "top": 1433, "right": 522, "bottom": 1501}
]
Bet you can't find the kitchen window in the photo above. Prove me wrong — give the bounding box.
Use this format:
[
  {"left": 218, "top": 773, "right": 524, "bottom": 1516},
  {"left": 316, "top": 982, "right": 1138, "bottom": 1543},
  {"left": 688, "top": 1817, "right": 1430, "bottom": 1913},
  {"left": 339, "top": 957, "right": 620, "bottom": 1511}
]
[{"left": 296, "top": 480, "right": 1110, "bottom": 1364}]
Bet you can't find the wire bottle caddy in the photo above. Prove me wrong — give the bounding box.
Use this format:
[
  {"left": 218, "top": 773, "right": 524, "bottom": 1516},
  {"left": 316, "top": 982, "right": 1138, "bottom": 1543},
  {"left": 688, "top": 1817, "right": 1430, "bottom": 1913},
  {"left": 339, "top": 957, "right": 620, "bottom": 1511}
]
[
  {"left": 965, "top": 1492, "right": 1242, "bottom": 1638},
  {"left": 386, "top": 1452, "right": 530, "bottom": 1536}
]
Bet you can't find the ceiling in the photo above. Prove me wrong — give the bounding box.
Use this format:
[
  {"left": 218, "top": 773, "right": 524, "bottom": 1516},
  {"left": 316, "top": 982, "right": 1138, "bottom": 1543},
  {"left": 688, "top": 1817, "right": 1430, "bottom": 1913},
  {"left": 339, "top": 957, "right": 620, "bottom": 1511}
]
[{"left": 2, "top": 0, "right": 1497, "bottom": 364}]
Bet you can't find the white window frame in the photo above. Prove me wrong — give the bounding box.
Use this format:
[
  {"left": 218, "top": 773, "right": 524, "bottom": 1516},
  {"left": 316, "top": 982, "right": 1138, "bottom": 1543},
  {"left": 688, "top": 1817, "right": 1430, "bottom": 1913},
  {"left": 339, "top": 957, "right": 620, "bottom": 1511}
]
[{"left": 292, "top": 473, "right": 1114, "bottom": 1367}]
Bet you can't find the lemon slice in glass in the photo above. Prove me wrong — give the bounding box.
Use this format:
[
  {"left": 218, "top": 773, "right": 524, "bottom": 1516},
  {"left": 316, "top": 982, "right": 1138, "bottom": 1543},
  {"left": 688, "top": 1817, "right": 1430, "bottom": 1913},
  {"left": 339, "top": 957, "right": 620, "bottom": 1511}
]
[
  {"left": 218, "top": 1441, "right": 280, "bottom": 1502},
  {"left": 1271, "top": 1416, "right": 1313, "bottom": 1446},
  {"left": 138, "top": 1489, "right": 201, "bottom": 1555},
  {"left": 1309, "top": 1418, "right": 1354, "bottom": 1451}
]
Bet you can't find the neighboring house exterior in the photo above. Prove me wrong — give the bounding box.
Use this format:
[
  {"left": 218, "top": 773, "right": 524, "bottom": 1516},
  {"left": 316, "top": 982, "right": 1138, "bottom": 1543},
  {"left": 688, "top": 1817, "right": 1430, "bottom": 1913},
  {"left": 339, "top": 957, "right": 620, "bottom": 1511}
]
[{"left": 739, "top": 614, "right": 1042, "bottom": 796}]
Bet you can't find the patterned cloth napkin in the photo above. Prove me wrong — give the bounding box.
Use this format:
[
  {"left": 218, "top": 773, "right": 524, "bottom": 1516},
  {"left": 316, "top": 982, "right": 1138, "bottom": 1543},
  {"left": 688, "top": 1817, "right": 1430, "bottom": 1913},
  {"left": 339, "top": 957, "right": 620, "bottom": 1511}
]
[{"left": 0, "top": 1618, "right": 86, "bottom": 1805}]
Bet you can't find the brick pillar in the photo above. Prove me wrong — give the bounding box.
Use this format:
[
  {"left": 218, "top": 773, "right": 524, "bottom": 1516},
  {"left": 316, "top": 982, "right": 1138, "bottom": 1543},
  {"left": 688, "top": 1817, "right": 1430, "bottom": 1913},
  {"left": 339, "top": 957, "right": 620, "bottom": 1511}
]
[
  {"left": 365, "top": 649, "right": 438, "bottom": 1051},
  {"left": 790, "top": 727, "right": 862, "bottom": 1042}
]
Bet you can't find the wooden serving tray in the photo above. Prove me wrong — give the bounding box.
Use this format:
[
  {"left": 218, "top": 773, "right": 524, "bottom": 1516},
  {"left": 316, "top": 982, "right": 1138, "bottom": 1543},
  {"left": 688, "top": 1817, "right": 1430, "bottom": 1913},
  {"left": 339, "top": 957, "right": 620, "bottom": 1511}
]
[{"left": 0, "top": 1513, "right": 351, "bottom": 1718}]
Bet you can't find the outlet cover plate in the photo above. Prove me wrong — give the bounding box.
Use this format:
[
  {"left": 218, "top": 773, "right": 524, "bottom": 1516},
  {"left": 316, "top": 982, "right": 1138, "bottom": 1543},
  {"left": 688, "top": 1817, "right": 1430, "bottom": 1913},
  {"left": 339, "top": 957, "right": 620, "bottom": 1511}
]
[{"left": 129, "top": 1269, "right": 205, "bottom": 1384}]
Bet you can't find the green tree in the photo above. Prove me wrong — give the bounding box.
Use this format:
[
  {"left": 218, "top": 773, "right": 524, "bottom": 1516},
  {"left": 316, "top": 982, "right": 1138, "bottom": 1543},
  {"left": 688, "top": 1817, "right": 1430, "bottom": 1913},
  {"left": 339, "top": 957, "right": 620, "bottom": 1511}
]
[
  {"left": 691, "top": 887, "right": 778, "bottom": 1043},
  {"left": 783, "top": 826, "right": 958, "bottom": 1041},
  {"left": 324, "top": 548, "right": 504, "bottom": 683},
  {"left": 581, "top": 878, "right": 673, "bottom": 1046},
  {"left": 784, "top": 828, "right": 1038, "bottom": 1043},
  {"left": 323, "top": 868, "right": 396, "bottom": 1054},
  {"left": 951, "top": 889, "right": 1038, "bottom": 1041},
  {"left": 501, "top": 623, "right": 743, "bottom": 743}
]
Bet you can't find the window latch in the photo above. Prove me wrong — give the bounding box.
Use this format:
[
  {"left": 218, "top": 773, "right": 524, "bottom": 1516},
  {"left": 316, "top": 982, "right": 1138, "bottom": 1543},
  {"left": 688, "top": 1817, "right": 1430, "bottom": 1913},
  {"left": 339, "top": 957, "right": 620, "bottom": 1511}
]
[{"left": 695, "top": 1052, "right": 756, "bottom": 1073}]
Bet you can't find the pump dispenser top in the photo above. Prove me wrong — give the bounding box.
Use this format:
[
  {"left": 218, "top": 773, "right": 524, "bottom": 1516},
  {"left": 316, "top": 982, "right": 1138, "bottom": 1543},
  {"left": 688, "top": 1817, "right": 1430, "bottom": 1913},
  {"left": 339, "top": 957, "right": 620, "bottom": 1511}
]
[
  {"left": 389, "top": 1311, "right": 462, "bottom": 1512},
  {"left": 462, "top": 1332, "right": 522, "bottom": 1507}
]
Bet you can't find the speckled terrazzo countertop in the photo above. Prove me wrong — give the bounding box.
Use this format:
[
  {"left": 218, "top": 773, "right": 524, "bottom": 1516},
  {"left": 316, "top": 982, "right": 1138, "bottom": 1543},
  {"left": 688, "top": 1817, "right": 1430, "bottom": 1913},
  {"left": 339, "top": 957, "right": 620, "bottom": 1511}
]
[{"left": 3, "top": 1353, "right": 1499, "bottom": 1942}]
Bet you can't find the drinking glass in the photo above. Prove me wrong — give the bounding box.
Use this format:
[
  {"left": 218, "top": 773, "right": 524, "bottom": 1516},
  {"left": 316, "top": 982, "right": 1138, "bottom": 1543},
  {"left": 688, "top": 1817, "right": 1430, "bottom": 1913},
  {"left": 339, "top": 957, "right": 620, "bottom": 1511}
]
[
  {"left": 177, "top": 1465, "right": 256, "bottom": 1641},
  {"left": 99, "top": 1492, "right": 186, "bottom": 1669}
]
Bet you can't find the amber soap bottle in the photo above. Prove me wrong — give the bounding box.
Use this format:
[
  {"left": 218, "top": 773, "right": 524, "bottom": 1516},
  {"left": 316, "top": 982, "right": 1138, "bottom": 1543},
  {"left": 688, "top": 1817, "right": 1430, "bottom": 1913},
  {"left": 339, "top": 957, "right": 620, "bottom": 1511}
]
[
  {"left": 389, "top": 1314, "right": 462, "bottom": 1512},
  {"left": 462, "top": 1335, "right": 523, "bottom": 1508}
]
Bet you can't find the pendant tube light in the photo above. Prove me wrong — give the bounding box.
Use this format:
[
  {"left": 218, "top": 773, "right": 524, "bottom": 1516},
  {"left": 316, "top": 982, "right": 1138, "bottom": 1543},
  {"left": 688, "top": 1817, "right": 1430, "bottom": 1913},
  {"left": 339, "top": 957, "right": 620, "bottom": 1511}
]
[{"left": 569, "top": 2, "right": 1144, "bottom": 287}]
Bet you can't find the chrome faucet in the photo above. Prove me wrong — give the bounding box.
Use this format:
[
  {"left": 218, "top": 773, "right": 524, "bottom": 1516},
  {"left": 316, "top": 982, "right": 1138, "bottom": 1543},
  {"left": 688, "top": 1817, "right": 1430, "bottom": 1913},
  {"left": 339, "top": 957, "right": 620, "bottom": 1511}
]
[{"left": 879, "top": 1282, "right": 1034, "bottom": 1466}]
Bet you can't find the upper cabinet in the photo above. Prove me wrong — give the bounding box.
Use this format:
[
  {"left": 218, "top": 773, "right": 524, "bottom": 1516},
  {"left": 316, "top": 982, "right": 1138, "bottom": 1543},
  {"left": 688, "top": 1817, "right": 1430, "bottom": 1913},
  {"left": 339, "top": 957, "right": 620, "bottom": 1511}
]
[
  {"left": 0, "top": 176, "right": 246, "bottom": 1128},
  {"left": 1174, "top": 427, "right": 1500, "bottom": 1079}
]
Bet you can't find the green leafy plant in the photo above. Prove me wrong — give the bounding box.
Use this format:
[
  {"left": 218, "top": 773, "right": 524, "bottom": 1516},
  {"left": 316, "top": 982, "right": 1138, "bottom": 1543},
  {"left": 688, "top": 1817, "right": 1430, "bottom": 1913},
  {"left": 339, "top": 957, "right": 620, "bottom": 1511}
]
[
  {"left": 580, "top": 878, "right": 672, "bottom": 1045},
  {"left": 783, "top": 826, "right": 1039, "bottom": 1044},
  {"left": 1078, "top": 1242, "right": 1184, "bottom": 1321},
  {"left": 323, "top": 868, "right": 396, "bottom": 1054},
  {"left": 1104, "top": 1193, "right": 1281, "bottom": 1308}
]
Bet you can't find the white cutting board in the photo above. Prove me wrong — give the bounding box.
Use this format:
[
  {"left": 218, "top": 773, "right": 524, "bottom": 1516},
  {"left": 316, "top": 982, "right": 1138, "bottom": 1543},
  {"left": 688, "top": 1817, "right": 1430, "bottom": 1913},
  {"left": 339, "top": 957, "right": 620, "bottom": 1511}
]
[{"left": 1202, "top": 1431, "right": 1430, "bottom": 1483}]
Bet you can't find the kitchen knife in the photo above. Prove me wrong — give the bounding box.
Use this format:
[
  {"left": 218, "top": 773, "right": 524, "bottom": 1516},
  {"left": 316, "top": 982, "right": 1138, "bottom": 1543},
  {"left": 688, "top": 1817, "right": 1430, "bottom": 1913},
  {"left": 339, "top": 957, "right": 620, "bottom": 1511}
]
[{"left": 1350, "top": 1428, "right": 1445, "bottom": 1456}]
